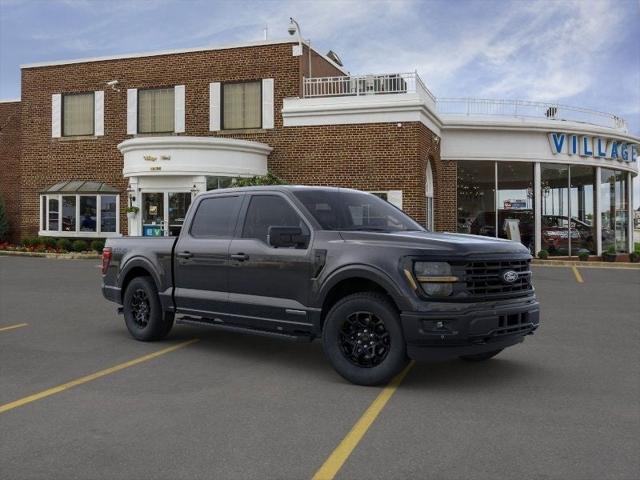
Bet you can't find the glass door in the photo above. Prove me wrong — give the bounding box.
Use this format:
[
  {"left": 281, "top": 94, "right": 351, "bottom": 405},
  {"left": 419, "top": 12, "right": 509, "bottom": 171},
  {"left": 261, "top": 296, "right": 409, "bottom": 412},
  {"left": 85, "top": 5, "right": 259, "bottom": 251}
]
[
  {"left": 541, "top": 164, "right": 570, "bottom": 255},
  {"left": 168, "top": 192, "right": 192, "bottom": 236},
  {"left": 142, "top": 192, "right": 165, "bottom": 236}
]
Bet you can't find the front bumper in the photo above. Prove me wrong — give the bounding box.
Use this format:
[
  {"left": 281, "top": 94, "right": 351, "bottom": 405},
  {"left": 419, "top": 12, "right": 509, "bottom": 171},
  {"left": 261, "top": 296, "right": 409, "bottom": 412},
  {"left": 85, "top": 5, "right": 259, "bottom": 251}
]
[{"left": 401, "top": 296, "right": 540, "bottom": 362}]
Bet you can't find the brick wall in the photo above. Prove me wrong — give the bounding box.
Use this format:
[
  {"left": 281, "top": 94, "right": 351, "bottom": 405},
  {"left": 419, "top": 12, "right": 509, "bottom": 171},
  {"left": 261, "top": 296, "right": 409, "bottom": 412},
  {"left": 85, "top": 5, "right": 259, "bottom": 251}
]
[
  {"left": 13, "top": 41, "right": 445, "bottom": 239},
  {"left": 0, "top": 101, "right": 21, "bottom": 242},
  {"left": 418, "top": 124, "right": 456, "bottom": 231}
]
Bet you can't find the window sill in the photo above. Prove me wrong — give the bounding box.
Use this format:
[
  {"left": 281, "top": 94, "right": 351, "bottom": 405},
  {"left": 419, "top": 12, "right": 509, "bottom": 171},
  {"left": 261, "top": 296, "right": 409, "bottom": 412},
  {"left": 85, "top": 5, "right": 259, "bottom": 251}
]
[
  {"left": 38, "top": 231, "right": 122, "bottom": 238},
  {"left": 133, "top": 132, "right": 179, "bottom": 137},
  {"left": 56, "top": 135, "right": 98, "bottom": 142},
  {"left": 217, "top": 128, "right": 267, "bottom": 135}
]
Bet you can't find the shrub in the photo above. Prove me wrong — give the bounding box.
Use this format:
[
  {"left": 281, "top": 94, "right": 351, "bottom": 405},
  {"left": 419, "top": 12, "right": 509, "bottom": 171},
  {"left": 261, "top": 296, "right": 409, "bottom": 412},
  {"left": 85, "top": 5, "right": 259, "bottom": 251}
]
[
  {"left": 57, "top": 238, "right": 73, "bottom": 252},
  {"left": 72, "top": 240, "right": 88, "bottom": 252},
  {"left": 0, "top": 196, "right": 9, "bottom": 242},
  {"left": 21, "top": 237, "right": 36, "bottom": 247},
  {"left": 577, "top": 251, "right": 589, "bottom": 262},
  {"left": 537, "top": 249, "right": 549, "bottom": 259},
  {"left": 606, "top": 244, "right": 616, "bottom": 255},
  {"left": 90, "top": 239, "right": 105, "bottom": 253},
  {"left": 233, "top": 172, "right": 285, "bottom": 187},
  {"left": 40, "top": 237, "right": 58, "bottom": 249}
]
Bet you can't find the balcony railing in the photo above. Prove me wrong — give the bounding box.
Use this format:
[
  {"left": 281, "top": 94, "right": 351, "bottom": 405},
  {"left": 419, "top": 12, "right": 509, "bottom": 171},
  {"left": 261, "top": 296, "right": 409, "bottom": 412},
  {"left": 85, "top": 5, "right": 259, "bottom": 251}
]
[
  {"left": 436, "top": 98, "right": 628, "bottom": 131},
  {"left": 301, "top": 74, "right": 628, "bottom": 132},
  {"left": 303, "top": 72, "right": 436, "bottom": 102}
]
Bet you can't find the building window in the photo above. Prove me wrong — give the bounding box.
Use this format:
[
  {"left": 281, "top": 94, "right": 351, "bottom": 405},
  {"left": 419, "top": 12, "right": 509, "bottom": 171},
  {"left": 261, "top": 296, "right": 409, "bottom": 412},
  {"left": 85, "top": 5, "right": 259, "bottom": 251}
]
[
  {"left": 601, "top": 169, "right": 628, "bottom": 253},
  {"left": 497, "top": 162, "right": 534, "bottom": 252},
  {"left": 222, "top": 81, "right": 261, "bottom": 130},
  {"left": 206, "top": 176, "right": 236, "bottom": 190},
  {"left": 138, "top": 88, "right": 175, "bottom": 133},
  {"left": 425, "top": 161, "right": 434, "bottom": 231},
  {"left": 39, "top": 193, "right": 120, "bottom": 237},
  {"left": 62, "top": 92, "right": 94, "bottom": 136},
  {"left": 457, "top": 161, "right": 496, "bottom": 238}
]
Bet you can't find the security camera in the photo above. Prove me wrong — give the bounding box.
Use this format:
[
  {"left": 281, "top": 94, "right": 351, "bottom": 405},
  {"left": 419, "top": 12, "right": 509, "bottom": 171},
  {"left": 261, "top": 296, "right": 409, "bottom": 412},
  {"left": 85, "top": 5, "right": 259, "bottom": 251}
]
[
  {"left": 287, "top": 24, "right": 296, "bottom": 36},
  {"left": 106, "top": 80, "right": 118, "bottom": 86}
]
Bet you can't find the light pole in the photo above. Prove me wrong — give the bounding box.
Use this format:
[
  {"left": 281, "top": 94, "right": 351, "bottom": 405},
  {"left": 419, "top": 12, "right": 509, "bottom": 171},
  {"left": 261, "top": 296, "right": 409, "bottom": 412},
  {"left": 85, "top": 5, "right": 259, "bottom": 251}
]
[{"left": 288, "top": 17, "right": 311, "bottom": 78}]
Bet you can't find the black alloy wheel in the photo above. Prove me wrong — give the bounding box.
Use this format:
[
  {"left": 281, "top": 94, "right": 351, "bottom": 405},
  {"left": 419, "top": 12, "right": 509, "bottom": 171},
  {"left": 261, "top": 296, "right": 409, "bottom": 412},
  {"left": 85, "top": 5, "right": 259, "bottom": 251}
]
[
  {"left": 129, "top": 288, "right": 151, "bottom": 329},
  {"left": 339, "top": 311, "right": 391, "bottom": 368},
  {"left": 323, "top": 292, "right": 408, "bottom": 386}
]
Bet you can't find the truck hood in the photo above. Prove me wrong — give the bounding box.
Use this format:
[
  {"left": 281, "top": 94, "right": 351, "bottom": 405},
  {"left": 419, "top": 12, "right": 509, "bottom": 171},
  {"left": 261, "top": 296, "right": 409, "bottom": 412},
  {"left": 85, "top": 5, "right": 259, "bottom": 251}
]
[{"left": 338, "top": 230, "right": 530, "bottom": 257}]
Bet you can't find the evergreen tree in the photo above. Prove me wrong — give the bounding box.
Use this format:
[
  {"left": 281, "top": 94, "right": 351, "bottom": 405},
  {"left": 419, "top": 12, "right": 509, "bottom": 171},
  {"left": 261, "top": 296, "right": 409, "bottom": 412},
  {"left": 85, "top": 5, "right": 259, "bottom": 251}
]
[{"left": 0, "top": 196, "right": 9, "bottom": 242}]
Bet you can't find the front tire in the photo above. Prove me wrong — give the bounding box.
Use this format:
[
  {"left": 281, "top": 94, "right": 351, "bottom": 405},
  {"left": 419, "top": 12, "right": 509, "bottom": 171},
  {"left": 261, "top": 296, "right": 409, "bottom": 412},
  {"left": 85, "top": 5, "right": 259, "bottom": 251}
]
[
  {"left": 123, "top": 276, "right": 174, "bottom": 341},
  {"left": 322, "top": 292, "right": 409, "bottom": 386}
]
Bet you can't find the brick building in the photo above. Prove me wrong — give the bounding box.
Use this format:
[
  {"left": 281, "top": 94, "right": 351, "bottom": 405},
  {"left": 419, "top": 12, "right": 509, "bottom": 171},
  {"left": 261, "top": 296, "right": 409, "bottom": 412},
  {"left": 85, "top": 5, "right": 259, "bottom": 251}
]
[{"left": 0, "top": 38, "right": 638, "bottom": 255}]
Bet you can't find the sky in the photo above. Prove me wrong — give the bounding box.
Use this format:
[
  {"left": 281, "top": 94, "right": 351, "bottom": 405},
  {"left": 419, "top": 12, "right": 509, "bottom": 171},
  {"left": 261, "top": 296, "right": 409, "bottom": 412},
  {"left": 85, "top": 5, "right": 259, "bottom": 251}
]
[{"left": 1, "top": 0, "right": 639, "bottom": 204}]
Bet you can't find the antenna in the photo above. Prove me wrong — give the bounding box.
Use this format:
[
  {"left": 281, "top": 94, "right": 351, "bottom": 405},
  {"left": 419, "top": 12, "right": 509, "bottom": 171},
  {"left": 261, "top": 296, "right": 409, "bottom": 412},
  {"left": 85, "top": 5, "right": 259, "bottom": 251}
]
[{"left": 263, "top": 24, "right": 268, "bottom": 40}]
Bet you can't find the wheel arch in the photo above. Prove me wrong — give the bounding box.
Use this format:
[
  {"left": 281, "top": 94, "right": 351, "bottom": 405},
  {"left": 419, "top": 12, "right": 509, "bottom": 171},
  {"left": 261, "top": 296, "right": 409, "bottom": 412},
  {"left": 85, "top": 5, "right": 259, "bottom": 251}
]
[
  {"left": 118, "top": 258, "right": 162, "bottom": 303},
  {"left": 318, "top": 265, "right": 411, "bottom": 329}
]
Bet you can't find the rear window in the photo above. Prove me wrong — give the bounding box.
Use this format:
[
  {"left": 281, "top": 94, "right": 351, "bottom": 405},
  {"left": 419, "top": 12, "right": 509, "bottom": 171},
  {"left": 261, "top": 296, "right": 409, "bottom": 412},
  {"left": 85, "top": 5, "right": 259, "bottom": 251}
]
[{"left": 190, "top": 196, "right": 242, "bottom": 237}]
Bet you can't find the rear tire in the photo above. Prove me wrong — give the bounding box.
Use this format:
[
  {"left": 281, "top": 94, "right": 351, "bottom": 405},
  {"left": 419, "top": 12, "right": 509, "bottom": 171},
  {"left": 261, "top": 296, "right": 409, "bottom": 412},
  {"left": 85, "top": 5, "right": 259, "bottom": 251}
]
[
  {"left": 122, "top": 276, "right": 174, "bottom": 341},
  {"left": 460, "top": 349, "right": 503, "bottom": 362},
  {"left": 322, "top": 292, "right": 409, "bottom": 386}
]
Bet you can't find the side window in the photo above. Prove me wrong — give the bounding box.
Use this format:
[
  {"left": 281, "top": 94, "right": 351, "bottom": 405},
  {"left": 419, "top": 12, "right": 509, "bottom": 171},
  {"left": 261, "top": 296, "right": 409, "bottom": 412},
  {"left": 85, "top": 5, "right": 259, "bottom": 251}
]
[
  {"left": 190, "top": 196, "right": 241, "bottom": 237},
  {"left": 242, "top": 195, "right": 309, "bottom": 245}
]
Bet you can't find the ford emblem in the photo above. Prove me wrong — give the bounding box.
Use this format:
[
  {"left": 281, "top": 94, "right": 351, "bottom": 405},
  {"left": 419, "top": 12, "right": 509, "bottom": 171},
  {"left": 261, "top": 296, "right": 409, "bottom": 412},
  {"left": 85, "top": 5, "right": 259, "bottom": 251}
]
[{"left": 502, "top": 270, "right": 519, "bottom": 284}]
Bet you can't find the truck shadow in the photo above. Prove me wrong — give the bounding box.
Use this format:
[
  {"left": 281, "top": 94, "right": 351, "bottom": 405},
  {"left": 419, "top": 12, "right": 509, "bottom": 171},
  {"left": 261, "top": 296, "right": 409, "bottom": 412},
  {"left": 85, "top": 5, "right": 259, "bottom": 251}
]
[{"left": 163, "top": 325, "right": 544, "bottom": 390}]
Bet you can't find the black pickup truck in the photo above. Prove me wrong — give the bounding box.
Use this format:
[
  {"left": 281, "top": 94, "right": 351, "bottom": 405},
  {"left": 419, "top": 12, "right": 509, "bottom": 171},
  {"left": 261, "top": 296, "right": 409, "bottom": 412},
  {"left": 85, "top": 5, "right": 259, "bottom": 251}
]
[{"left": 102, "top": 186, "right": 540, "bottom": 385}]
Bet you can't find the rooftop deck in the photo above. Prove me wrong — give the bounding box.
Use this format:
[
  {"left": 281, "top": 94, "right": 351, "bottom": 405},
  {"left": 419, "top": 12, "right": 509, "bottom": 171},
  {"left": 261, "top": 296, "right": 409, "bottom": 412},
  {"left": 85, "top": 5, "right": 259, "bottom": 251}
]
[{"left": 302, "top": 74, "right": 628, "bottom": 132}]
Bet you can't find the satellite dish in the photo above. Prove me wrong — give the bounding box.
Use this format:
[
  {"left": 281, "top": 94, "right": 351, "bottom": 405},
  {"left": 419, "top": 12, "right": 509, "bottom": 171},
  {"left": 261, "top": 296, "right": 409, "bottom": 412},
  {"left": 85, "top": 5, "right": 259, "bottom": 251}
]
[{"left": 326, "top": 50, "right": 343, "bottom": 67}]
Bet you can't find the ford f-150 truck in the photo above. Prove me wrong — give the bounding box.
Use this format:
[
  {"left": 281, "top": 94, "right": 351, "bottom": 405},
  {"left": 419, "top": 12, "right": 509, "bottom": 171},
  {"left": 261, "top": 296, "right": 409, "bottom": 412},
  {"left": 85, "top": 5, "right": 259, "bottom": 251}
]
[{"left": 101, "top": 186, "right": 540, "bottom": 385}]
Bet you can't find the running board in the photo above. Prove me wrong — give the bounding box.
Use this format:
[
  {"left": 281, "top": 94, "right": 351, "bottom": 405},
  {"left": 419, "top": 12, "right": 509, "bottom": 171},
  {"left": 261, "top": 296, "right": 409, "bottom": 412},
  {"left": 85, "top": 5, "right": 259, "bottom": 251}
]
[{"left": 176, "top": 315, "right": 314, "bottom": 342}]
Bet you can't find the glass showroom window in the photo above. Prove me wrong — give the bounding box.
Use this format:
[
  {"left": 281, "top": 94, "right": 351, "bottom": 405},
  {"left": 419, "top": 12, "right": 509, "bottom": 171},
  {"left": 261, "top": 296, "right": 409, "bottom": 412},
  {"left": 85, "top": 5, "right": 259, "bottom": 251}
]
[
  {"left": 222, "top": 81, "right": 261, "bottom": 130},
  {"left": 541, "top": 164, "right": 569, "bottom": 255},
  {"left": 62, "top": 92, "right": 94, "bottom": 136},
  {"left": 206, "top": 176, "right": 236, "bottom": 190},
  {"left": 457, "top": 161, "right": 496, "bottom": 238},
  {"left": 40, "top": 194, "right": 119, "bottom": 236},
  {"left": 601, "top": 169, "right": 628, "bottom": 253},
  {"left": 497, "top": 162, "right": 534, "bottom": 252},
  {"left": 569, "top": 166, "right": 596, "bottom": 254},
  {"left": 138, "top": 88, "right": 175, "bottom": 133}
]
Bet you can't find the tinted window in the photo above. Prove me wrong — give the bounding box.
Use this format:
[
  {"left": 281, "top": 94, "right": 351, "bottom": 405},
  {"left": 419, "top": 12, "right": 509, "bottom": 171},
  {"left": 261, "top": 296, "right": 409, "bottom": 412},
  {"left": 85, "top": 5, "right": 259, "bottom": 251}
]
[
  {"left": 242, "top": 195, "right": 308, "bottom": 244},
  {"left": 190, "top": 196, "right": 241, "bottom": 237},
  {"left": 294, "top": 190, "right": 423, "bottom": 232}
]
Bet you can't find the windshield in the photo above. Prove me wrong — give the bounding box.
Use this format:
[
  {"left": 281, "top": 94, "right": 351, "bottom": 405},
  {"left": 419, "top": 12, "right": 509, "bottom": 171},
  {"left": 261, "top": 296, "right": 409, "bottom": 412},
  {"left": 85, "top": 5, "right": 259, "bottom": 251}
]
[{"left": 293, "top": 190, "right": 424, "bottom": 232}]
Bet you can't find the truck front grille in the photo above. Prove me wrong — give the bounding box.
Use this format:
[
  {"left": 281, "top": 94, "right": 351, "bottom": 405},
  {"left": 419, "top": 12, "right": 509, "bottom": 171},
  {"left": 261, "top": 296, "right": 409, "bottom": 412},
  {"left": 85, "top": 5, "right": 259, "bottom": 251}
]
[{"left": 464, "top": 259, "right": 532, "bottom": 297}]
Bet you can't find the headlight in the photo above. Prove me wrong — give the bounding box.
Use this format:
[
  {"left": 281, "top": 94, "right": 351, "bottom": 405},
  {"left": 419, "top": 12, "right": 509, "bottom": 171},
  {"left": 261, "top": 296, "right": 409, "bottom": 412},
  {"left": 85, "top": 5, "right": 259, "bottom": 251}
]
[{"left": 413, "top": 262, "right": 457, "bottom": 296}]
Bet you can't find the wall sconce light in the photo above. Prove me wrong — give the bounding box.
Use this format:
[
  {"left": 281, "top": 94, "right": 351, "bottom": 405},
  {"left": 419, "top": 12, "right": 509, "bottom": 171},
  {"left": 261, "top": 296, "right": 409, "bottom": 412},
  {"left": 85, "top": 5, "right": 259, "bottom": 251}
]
[
  {"left": 126, "top": 187, "right": 136, "bottom": 204},
  {"left": 190, "top": 184, "right": 199, "bottom": 196}
]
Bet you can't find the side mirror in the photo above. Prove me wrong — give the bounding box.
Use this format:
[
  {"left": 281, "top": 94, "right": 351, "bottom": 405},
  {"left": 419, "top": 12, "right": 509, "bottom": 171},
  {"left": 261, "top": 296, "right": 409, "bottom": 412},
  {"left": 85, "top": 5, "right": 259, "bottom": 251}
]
[{"left": 268, "top": 226, "right": 308, "bottom": 248}]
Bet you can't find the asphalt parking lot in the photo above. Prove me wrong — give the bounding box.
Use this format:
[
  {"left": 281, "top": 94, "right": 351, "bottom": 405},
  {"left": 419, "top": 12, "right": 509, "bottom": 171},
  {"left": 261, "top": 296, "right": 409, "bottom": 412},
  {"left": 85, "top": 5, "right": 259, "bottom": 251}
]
[{"left": 0, "top": 257, "right": 638, "bottom": 480}]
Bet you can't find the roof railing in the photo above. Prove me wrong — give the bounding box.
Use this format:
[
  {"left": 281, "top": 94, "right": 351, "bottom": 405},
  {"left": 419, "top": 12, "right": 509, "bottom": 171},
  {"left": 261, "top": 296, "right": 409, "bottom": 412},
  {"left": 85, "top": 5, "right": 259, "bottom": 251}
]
[
  {"left": 301, "top": 74, "right": 627, "bottom": 131},
  {"left": 303, "top": 72, "right": 436, "bottom": 102},
  {"left": 436, "top": 98, "right": 628, "bottom": 131}
]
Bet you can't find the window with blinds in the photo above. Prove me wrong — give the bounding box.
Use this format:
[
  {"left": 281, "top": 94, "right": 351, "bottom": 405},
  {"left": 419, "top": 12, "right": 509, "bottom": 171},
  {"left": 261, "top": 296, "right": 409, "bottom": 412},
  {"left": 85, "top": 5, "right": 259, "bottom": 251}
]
[
  {"left": 138, "top": 88, "right": 175, "bottom": 133},
  {"left": 62, "top": 92, "right": 94, "bottom": 136},
  {"left": 222, "top": 81, "right": 261, "bottom": 130}
]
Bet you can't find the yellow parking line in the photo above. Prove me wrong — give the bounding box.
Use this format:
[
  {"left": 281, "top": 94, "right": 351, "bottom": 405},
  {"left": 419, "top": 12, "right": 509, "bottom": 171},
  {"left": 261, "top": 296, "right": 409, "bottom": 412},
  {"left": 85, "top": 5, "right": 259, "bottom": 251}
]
[
  {"left": 0, "top": 338, "right": 198, "bottom": 415},
  {"left": 312, "top": 361, "right": 415, "bottom": 480},
  {"left": 571, "top": 266, "right": 584, "bottom": 283},
  {"left": 0, "top": 323, "right": 28, "bottom": 333}
]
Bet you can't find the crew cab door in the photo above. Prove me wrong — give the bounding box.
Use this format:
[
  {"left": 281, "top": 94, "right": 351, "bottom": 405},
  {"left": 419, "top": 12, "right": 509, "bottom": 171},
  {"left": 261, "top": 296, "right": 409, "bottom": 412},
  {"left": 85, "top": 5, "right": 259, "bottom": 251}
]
[
  {"left": 173, "top": 194, "right": 243, "bottom": 316},
  {"left": 227, "top": 193, "right": 315, "bottom": 330}
]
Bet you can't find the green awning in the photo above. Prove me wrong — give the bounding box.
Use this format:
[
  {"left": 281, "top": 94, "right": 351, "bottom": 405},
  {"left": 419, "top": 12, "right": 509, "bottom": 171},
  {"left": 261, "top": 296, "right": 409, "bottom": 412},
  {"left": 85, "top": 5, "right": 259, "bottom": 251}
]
[{"left": 41, "top": 180, "right": 119, "bottom": 194}]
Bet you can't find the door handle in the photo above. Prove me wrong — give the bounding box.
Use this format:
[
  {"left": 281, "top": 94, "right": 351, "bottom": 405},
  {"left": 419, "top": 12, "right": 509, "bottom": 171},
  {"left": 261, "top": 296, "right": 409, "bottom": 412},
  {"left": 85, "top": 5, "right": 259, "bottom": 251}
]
[
  {"left": 177, "top": 251, "right": 193, "bottom": 259},
  {"left": 231, "top": 253, "right": 249, "bottom": 261}
]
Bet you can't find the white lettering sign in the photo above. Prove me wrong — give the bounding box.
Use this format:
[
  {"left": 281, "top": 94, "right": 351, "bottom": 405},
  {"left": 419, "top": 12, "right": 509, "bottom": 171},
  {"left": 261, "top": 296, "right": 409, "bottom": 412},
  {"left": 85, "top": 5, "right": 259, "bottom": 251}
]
[{"left": 548, "top": 132, "right": 637, "bottom": 163}]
